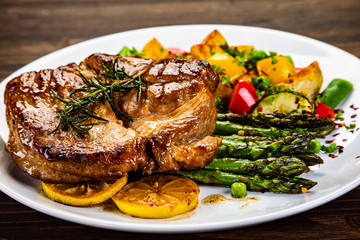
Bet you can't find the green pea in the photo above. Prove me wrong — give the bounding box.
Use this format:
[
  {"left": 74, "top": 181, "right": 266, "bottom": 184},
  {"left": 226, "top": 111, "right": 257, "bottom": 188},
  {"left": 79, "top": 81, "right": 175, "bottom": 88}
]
[
  {"left": 319, "top": 78, "right": 353, "bottom": 109},
  {"left": 231, "top": 182, "right": 247, "bottom": 197},
  {"left": 307, "top": 139, "right": 321, "bottom": 153}
]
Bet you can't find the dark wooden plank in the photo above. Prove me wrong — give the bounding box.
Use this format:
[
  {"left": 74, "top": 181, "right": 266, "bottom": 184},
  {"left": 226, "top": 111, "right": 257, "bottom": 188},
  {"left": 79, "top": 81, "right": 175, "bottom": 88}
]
[{"left": 0, "top": 0, "right": 359, "bottom": 239}]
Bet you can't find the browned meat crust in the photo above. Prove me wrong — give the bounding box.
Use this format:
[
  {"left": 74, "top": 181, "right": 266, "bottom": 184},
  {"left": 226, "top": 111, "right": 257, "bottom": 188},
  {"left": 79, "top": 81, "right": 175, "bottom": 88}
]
[{"left": 5, "top": 54, "right": 220, "bottom": 183}]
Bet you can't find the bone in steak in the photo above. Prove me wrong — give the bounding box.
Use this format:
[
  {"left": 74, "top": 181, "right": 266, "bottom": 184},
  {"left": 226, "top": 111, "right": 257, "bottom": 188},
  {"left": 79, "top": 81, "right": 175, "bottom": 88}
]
[{"left": 4, "top": 54, "right": 221, "bottom": 183}]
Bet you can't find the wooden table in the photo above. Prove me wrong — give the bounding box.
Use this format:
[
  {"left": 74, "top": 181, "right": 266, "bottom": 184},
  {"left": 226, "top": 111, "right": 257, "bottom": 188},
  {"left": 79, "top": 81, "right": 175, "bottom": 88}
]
[{"left": 1, "top": 0, "right": 359, "bottom": 239}]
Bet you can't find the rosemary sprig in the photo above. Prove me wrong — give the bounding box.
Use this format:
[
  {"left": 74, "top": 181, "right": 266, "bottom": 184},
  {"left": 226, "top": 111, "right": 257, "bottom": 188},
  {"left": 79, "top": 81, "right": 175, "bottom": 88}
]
[{"left": 49, "top": 58, "right": 147, "bottom": 137}]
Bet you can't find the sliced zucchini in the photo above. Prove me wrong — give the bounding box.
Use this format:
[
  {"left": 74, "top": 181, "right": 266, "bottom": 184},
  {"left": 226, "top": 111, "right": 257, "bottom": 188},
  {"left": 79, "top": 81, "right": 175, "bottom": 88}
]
[{"left": 252, "top": 91, "right": 314, "bottom": 115}]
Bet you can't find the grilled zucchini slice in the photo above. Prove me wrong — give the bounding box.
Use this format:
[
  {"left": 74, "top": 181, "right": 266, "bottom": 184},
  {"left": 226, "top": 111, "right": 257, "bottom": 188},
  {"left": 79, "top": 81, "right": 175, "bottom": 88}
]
[{"left": 252, "top": 91, "right": 314, "bottom": 115}]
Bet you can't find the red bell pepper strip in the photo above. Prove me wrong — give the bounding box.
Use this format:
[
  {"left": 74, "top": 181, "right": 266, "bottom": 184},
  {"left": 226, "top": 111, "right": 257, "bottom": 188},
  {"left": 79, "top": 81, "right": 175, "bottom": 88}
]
[
  {"left": 228, "top": 80, "right": 258, "bottom": 115},
  {"left": 315, "top": 102, "right": 335, "bottom": 119}
]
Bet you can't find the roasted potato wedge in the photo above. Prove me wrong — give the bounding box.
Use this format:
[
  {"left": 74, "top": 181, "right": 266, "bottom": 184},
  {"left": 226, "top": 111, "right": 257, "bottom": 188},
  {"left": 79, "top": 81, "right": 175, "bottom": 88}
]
[
  {"left": 256, "top": 56, "right": 296, "bottom": 85},
  {"left": 288, "top": 61, "right": 323, "bottom": 101},
  {"left": 232, "top": 45, "right": 254, "bottom": 56},
  {"left": 141, "top": 38, "right": 169, "bottom": 61},
  {"left": 190, "top": 44, "right": 224, "bottom": 60},
  {"left": 201, "top": 30, "right": 227, "bottom": 45},
  {"left": 207, "top": 53, "right": 247, "bottom": 81}
]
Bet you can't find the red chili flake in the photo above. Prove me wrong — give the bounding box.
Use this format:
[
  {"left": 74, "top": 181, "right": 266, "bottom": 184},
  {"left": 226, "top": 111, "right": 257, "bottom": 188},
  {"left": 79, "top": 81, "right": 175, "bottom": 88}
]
[
  {"left": 338, "top": 146, "right": 344, "bottom": 153},
  {"left": 329, "top": 154, "right": 338, "bottom": 158},
  {"left": 342, "top": 139, "right": 347, "bottom": 142},
  {"left": 337, "top": 123, "right": 345, "bottom": 128},
  {"left": 325, "top": 139, "right": 335, "bottom": 144},
  {"left": 332, "top": 133, "right": 340, "bottom": 137},
  {"left": 258, "top": 106, "right": 263, "bottom": 112},
  {"left": 350, "top": 104, "right": 359, "bottom": 110},
  {"left": 351, "top": 114, "right": 357, "bottom": 118},
  {"left": 356, "top": 156, "right": 360, "bottom": 159},
  {"left": 295, "top": 97, "right": 299, "bottom": 104},
  {"left": 350, "top": 130, "right": 355, "bottom": 134},
  {"left": 356, "top": 128, "right": 359, "bottom": 131}
]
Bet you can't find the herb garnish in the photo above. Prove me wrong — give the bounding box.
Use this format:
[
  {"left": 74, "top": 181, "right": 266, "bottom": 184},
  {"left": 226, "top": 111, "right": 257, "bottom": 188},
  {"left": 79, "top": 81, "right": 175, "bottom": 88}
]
[
  {"left": 251, "top": 76, "right": 287, "bottom": 98},
  {"left": 222, "top": 47, "right": 277, "bottom": 70},
  {"left": 321, "top": 143, "right": 338, "bottom": 153},
  {"left": 211, "top": 64, "right": 231, "bottom": 85},
  {"left": 49, "top": 58, "right": 146, "bottom": 137},
  {"left": 345, "top": 123, "right": 356, "bottom": 130}
]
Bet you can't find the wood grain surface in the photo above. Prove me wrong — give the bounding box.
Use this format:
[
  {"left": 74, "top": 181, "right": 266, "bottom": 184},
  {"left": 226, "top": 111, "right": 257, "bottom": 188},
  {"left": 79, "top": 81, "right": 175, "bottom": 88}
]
[{"left": 1, "top": 0, "right": 360, "bottom": 239}]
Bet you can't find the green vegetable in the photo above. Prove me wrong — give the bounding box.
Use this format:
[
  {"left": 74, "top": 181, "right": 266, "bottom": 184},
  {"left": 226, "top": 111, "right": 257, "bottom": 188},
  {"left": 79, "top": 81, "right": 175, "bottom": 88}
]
[
  {"left": 217, "top": 112, "right": 336, "bottom": 130},
  {"left": 217, "top": 135, "right": 313, "bottom": 159},
  {"left": 307, "top": 139, "right": 321, "bottom": 153},
  {"left": 180, "top": 170, "right": 317, "bottom": 194},
  {"left": 293, "top": 152, "right": 324, "bottom": 166},
  {"left": 215, "top": 120, "right": 334, "bottom": 138},
  {"left": 318, "top": 78, "right": 353, "bottom": 109},
  {"left": 231, "top": 182, "right": 247, "bottom": 197},
  {"left": 252, "top": 91, "right": 314, "bottom": 115},
  {"left": 321, "top": 143, "right": 338, "bottom": 153},
  {"left": 118, "top": 46, "right": 144, "bottom": 56},
  {"left": 204, "top": 156, "right": 309, "bottom": 177}
]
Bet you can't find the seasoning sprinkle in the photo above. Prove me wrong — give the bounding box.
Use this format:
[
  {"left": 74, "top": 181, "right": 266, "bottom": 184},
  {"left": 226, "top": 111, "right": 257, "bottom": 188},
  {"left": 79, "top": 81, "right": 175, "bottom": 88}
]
[{"left": 350, "top": 104, "right": 359, "bottom": 110}]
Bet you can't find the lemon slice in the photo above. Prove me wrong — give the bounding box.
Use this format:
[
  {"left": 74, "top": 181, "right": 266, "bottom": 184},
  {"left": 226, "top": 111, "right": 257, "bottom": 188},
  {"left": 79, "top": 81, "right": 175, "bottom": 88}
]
[
  {"left": 42, "top": 175, "right": 127, "bottom": 206},
  {"left": 112, "top": 175, "right": 199, "bottom": 219}
]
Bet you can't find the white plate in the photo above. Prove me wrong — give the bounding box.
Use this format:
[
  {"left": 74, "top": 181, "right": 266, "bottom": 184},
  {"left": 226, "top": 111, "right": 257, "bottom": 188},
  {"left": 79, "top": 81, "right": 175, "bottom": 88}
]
[{"left": 0, "top": 24, "right": 360, "bottom": 233}]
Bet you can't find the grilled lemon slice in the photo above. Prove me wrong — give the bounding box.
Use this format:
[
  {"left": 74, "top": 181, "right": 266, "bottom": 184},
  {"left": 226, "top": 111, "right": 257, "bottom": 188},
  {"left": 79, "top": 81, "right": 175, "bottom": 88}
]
[
  {"left": 42, "top": 175, "right": 127, "bottom": 206},
  {"left": 112, "top": 175, "right": 199, "bottom": 219}
]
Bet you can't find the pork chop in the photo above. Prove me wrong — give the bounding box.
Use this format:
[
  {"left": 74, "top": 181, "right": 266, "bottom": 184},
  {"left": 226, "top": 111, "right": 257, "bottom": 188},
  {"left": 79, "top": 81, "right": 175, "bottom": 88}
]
[{"left": 5, "top": 54, "right": 221, "bottom": 183}]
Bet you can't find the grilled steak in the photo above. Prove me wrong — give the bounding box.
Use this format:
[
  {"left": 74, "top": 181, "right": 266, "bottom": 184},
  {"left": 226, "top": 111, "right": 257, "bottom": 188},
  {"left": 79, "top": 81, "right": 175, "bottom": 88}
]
[{"left": 5, "top": 54, "right": 221, "bottom": 183}]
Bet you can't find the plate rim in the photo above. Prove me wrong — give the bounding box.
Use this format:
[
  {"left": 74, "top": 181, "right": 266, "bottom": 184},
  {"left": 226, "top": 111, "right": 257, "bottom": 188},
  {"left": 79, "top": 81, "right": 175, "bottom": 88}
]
[{"left": 1, "top": 24, "right": 360, "bottom": 233}]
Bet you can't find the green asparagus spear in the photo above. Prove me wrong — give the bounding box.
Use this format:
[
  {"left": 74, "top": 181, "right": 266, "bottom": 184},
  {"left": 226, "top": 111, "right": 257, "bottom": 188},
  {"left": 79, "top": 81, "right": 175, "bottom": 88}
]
[
  {"left": 180, "top": 170, "right": 316, "bottom": 194},
  {"left": 204, "top": 156, "right": 309, "bottom": 177},
  {"left": 293, "top": 152, "right": 324, "bottom": 166},
  {"left": 215, "top": 120, "right": 334, "bottom": 137},
  {"left": 217, "top": 112, "right": 335, "bottom": 130},
  {"left": 217, "top": 134, "right": 313, "bottom": 159}
]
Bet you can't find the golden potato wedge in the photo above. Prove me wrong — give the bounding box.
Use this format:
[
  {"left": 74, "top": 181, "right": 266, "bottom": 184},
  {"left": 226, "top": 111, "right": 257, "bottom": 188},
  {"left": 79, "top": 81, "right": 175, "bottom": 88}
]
[
  {"left": 141, "top": 38, "right": 169, "bottom": 61},
  {"left": 190, "top": 44, "right": 224, "bottom": 60},
  {"left": 288, "top": 61, "right": 323, "bottom": 101},
  {"left": 207, "top": 53, "right": 247, "bottom": 81},
  {"left": 201, "top": 30, "right": 227, "bottom": 46},
  {"left": 234, "top": 70, "right": 257, "bottom": 85},
  {"left": 232, "top": 45, "right": 254, "bottom": 57},
  {"left": 256, "top": 56, "right": 296, "bottom": 85}
]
